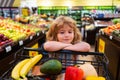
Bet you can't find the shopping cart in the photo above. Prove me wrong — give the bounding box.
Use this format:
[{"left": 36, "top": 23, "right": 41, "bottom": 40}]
[{"left": 0, "top": 47, "right": 111, "bottom": 80}]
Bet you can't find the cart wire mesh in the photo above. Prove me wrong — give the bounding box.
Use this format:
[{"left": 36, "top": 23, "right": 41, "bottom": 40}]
[{"left": 0, "top": 47, "right": 112, "bottom": 80}]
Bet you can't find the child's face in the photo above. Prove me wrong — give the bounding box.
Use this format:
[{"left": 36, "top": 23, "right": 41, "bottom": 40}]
[{"left": 57, "top": 24, "right": 74, "bottom": 44}]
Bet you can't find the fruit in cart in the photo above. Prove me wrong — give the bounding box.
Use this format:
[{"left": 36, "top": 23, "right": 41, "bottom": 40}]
[
  {"left": 11, "top": 59, "right": 30, "bottom": 80},
  {"left": 40, "top": 59, "right": 62, "bottom": 75},
  {"left": 78, "top": 63, "right": 98, "bottom": 79},
  {"left": 20, "top": 54, "right": 42, "bottom": 79},
  {"left": 65, "top": 66, "right": 84, "bottom": 80},
  {"left": 86, "top": 76, "right": 105, "bottom": 80},
  {"left": 0, "top": 18, "right": 41, "bottom": 42}
]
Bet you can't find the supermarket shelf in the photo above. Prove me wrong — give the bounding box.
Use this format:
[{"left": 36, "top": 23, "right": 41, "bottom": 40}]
[
  {"left": 98, "top": 31, "right": 120, "bottom": 45},
  {"left": 95, "top": 34, "right": 120, "bottom": 80},
  {"left": 0, "top": 31, "right": 45, "bottom": 76},
  {"left": 0, "top": 31, "right": 45, "bottom": 60}
]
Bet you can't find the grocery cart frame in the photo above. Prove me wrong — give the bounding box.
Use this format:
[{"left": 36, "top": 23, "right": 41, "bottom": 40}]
[{"left": 0, "top": 47, "right": 112, "bottom": 80}]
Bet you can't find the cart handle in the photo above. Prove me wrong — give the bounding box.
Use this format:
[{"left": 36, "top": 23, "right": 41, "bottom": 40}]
[
  {"left": 23, "top": 47, "right": 41, "bottom": 52},
  {"left": 24, "top": 47, "right": 104, "bottom": 55},
  {"left": 23, "top": 47, "right": 109, "bottom": 64},
  {"left": 56, "top": 50, "right": 104, "bottom": 56},
  {"left": 57, "top": 50, "right": 109, "bottom": 64}
]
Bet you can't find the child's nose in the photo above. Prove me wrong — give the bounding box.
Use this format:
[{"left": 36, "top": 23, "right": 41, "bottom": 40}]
[{"left": 65, "top": 32, "right": 69, "bottom": 36}]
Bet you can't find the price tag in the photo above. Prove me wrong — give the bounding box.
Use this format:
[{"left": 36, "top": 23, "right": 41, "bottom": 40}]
[
  {"left": 19, "top": 40, "right": 23, "bottom": 46},
  {"left": 5, "top": 46, "right": 12, "bottom": 53},
  {"left": 30, "top": 36, "right": 33, "bottom": 40},
  {"left": 37, "top": 33, "right": 40, "bottom": 36},
  {"left": 99, "top": 39, "right": 105, "bottom": 53},
  {"left": 109, "top": 36, "right": 113, "bottom": 40}
]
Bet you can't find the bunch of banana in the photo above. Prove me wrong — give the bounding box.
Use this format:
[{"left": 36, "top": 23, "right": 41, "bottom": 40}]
[
  {"left": 20, "top": 54, "right": 42, "bottom": 79},
  {"left": 11, "top": 59, "right": 30, "bottom": 80}
]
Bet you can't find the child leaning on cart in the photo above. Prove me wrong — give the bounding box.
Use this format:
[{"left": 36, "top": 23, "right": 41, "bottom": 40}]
[
  {"left": 43, "top": 16, "right": 90, "bottom": 57},
  {"left": 31, "top": 16, "right": 97, "bottom": 80},
  {"left": 41, "top": 15, "right": 96, "bottom": 80}
]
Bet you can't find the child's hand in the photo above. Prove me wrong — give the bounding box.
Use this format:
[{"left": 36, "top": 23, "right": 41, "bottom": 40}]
[
  {"left": 63, "top": 42, "right": 90, "bottom": 52},
  {"left": 44, "top": 41, "right": 72, "bottom": 51}
]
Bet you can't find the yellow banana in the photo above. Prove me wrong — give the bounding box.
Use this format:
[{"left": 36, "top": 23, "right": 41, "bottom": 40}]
[
  {"left": 20, "top": 54, "right": 42, "bottom": 78},
  {"left": 11, "top": 59, "right": 30, "bottom": 80}
]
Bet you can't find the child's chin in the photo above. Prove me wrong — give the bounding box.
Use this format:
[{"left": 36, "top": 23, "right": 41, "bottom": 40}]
[
  {"left": 63, "top": 42, "right": 71, "bottom": 44},
  {"left": 62, "top": 41, "right": 71, "bottom": 44}
]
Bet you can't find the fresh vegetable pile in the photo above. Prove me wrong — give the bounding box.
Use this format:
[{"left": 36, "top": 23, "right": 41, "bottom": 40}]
[
  {"left": 39, "top": 59, "right": 106, "bottom": 80},
  {"left": 11, "top": 58, "right": 106, "bottom": 80},
  {"left": 101, "top": 23, "right": 120, "bottom": 35},
  {"left": 64, "top": 64, "right": 105, "bottom": 80}
]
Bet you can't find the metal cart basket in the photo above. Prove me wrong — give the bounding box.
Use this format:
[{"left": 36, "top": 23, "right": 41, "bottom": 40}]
[{"left": 0, "top": 47, "right": 111, "bottom": 80}]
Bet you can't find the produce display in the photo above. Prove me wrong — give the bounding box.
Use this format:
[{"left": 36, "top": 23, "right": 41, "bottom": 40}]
[
  {"left": 99, "top": 22, "right": 120, "bottom": 44},
  {"left": 112, "top": 18, "right": 120, "bottom": 24},
  {"left": 0, "top": 33, "right": 13, "bottom": 47},
  {"left": 85, "top": 24, "right": 95, "bottom": 30},
  {"left": 112, "top": 29, "right": 120, "bottom": 37},
  {"left": 25, "top": 15, "right": 40, "bottom": 25},
  {"left": 0, "top": 18, "right": 41, "bottom": 48},
  {"left": 101, "top": 23, "right": 120, "bottom": 36},
  {"left": 18, "top": 15, "right": 51, "bottom": 28}
]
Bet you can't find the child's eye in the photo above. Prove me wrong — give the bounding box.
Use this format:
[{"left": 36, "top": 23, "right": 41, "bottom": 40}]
[
  {"left": 69, "top": 31, "right": 73, "bottom": 33},
  {"left": 60, "top": 32, "right": 64, "bottom": 34}
]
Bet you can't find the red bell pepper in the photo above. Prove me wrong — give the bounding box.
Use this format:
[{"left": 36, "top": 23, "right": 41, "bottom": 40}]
[{"left": 65, "top": 66, "right": 84, "bottom": 80}]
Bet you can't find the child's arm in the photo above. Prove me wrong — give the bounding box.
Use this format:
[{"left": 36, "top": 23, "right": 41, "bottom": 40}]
[
  {"left": 63, "top": 42, "right": 91, "bottom": 52},
  {"left": 43, "top": 41, "right": 72, "bottom": 51}
]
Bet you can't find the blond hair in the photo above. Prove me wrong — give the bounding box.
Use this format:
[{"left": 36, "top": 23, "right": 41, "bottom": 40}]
[{"left": 46, "top": 16, "right": 82, "bottom": 44}]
